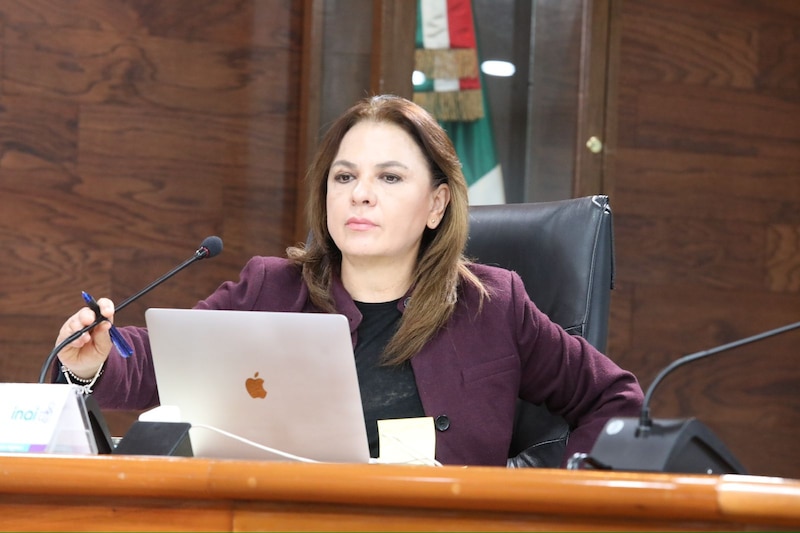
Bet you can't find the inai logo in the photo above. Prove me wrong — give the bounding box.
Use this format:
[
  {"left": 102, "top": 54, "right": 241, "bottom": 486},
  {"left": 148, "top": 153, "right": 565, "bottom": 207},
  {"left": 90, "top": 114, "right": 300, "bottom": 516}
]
[{"left": 9, "top": 402, "right": 55, "bottom": 424}]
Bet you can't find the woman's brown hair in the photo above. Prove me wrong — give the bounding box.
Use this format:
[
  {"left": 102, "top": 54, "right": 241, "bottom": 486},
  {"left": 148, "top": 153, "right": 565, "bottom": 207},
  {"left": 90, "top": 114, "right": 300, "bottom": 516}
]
[{"left": 287, "top": 94, "right": 486, "bottom": 364}]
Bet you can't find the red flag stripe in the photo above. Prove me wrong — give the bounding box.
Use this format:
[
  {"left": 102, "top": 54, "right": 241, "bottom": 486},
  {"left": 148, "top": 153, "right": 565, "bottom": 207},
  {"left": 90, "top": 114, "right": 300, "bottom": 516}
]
[{"left": 446, "top": 0, "right": 477, "bottom": 49}]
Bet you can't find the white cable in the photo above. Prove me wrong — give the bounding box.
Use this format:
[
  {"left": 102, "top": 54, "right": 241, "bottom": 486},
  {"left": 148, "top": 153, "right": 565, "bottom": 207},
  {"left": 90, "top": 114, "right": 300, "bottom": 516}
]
[
  {"left": 369, "top": 457, "right": 442, "bottom": 466},
  {"left": 189, "top": 423, "right": 443, "bottom": 466},
  {"left": 189, "top": 423, "right": 321, "bottom": 463}
]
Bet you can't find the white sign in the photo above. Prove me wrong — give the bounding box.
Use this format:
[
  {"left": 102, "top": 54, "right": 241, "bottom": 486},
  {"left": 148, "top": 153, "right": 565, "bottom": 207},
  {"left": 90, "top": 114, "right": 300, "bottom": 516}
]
[{"left": 0, "top": 383, "right": 97, "bottom": 454}]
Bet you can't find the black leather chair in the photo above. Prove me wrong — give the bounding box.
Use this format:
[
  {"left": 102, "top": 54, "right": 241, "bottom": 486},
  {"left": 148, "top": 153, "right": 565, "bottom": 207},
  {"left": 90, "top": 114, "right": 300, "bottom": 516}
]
[{"left": 465, "top": 195, "right": 615, "bottom": 468}]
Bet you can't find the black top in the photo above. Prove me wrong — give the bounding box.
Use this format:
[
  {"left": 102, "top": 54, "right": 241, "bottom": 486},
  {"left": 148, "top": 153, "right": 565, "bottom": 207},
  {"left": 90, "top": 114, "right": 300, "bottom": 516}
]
[{"left": 354, "top": 299, "right": 425, "bottom": 458}]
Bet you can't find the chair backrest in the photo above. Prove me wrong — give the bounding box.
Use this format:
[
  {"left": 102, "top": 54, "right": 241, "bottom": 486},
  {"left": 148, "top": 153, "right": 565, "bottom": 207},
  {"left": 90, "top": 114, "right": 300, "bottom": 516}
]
[{"left": 466, "top": 195, "right": 615, "bottom": 467}]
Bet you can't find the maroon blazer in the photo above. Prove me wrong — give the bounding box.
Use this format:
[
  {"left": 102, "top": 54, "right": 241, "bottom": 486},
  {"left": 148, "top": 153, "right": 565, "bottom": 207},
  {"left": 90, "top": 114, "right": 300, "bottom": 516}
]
[{"left": 89, "top": 256, "right": 643, "bottom": 467}]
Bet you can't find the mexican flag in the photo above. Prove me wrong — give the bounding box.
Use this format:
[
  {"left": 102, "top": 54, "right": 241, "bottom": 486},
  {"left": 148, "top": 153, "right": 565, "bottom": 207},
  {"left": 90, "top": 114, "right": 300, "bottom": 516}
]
[{"left": 413, "top": 0, "right": 505, "bottom": 205}]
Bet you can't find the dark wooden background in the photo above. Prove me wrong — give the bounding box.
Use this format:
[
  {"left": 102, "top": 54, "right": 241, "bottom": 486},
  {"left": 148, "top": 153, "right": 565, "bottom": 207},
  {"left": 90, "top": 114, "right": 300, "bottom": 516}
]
[
  {"left": 0, "top": 0, "right": 798, "bottom": 479},
  {"left": 607, "top": 0, "right": 800, "bottom": 479},
  {"left": 0, "top": 0, "right": 304, "bottom": 430}
]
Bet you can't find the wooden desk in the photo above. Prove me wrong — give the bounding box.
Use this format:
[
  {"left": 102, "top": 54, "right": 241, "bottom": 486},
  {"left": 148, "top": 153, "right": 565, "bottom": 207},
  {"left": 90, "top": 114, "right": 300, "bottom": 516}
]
[{"left": 1, "top": 454, "right": 799, "bottom": 531}]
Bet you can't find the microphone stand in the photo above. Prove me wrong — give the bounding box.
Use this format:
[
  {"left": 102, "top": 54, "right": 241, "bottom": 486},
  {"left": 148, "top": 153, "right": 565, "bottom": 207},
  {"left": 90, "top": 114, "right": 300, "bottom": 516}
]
[
  {"left": 582, "top": 319, "right": 800, "bottom": 474},
  {"left": 638, "top": 319, "right": 800, "bottom": 433},
  {"left": 38, "top": 242, "right": 218, "bottom": 384}
]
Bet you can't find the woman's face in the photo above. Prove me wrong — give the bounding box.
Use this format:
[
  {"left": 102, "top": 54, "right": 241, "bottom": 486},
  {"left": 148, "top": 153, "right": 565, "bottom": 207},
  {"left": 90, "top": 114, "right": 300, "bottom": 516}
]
[{"left": 326, "top": 120, "right": 449, "bottom": 267}]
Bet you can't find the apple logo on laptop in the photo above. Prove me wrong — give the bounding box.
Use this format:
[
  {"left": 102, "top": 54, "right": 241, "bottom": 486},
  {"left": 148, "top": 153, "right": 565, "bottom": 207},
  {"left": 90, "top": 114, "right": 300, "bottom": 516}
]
[{"left": 245, "top": 372, "right": 267, "bottom": 399}]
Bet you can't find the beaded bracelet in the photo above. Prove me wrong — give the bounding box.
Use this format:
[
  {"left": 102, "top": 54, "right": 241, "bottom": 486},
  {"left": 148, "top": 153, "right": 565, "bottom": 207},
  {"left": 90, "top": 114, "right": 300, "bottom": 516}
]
[{"left": 61, "top": 363, "right": 104, "bottom": 395}]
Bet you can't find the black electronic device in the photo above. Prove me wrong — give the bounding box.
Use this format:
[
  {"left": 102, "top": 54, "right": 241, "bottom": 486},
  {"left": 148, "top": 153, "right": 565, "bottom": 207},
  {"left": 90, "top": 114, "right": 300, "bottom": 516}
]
[{"left": 575, "top": 320, "right": 800, "bottom": 474}]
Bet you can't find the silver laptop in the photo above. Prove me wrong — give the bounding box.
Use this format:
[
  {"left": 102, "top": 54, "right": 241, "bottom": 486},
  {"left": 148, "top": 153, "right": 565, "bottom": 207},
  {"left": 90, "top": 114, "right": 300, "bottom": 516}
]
[{"left": 144, "top": 308, "right": 370, "bottom": 463}]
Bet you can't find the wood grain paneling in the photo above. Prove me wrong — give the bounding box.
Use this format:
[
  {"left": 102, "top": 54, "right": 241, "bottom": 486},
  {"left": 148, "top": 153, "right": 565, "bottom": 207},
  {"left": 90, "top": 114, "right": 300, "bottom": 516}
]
[
  {"left": 0, "top": 1, "right": 304, "bottom": 419},
  {"left": 608, "top": 0, "right": 800, "bottom": 478},
  {"left": 369, "top": 0, "right": 416, "bottom": 97},
  {"left": 318, "top": 0, "right": 374, "bottom": 128},
  {"left": 2, "top": 0, "right": 799, "bottom": 483},
  {"left": 525, "top": 0, "right": 585, "bottom": 201}
]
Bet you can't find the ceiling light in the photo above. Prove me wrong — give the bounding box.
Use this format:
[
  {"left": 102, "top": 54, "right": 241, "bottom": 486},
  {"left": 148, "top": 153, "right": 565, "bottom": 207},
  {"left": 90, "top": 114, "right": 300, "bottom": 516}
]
[{"left": 481, "top": 60, "right": 515, "bottom": 77}]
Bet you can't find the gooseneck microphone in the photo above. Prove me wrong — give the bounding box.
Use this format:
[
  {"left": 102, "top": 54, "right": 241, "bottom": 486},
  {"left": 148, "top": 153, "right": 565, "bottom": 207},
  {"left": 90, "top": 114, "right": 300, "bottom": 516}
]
[
  {"left": 114, "top": 235, "right": 223, "bottom": 314},
  {"left": 579, "top": 319, "right": 800, "bottom": 474},
  {"left": 37, "top": 236, "right": 223, "bottom": 384},
  {"left": 638, "top": 320, "right": 800, "bottom": 434}
]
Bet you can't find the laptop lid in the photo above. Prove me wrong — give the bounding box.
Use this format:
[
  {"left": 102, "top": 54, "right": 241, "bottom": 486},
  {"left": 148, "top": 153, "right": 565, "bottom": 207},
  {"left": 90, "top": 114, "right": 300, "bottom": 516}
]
[{"left": 144, "top": 308, "right": 370, "bottom": 463}]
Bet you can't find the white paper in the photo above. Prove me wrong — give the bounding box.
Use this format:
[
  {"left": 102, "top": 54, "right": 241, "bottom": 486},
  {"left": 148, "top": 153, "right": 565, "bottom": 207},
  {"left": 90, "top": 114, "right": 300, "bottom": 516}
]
[{"left": 377, "top": 416, "right": 436, "bottom": 465}]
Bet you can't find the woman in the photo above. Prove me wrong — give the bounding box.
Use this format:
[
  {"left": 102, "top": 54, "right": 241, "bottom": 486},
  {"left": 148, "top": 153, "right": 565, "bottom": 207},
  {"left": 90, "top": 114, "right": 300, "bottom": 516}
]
[{"left": 55, "top": 94, "right": 643, "bottom": 466}]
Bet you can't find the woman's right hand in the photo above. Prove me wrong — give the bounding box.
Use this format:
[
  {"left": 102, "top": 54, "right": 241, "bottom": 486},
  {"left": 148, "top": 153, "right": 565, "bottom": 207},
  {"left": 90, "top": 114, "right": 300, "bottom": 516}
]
[{"left": 55, "top": 297, "right": 116, "bottom": 379}]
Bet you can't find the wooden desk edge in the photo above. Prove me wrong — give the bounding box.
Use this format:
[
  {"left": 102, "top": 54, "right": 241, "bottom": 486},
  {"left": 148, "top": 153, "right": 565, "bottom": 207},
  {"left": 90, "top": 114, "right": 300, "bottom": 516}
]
[{"left": 1, "top": 454, "right": 799, "bottom": 528}]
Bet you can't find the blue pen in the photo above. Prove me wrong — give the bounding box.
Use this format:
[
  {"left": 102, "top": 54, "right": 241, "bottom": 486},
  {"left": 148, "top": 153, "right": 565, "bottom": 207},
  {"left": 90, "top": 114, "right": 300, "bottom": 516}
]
[{"left": 81, "top": 291, "right": 134, "bottom": 358}]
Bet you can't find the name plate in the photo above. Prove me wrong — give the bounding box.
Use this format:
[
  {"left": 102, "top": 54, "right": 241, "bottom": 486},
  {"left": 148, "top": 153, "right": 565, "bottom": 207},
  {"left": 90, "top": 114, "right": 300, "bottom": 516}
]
[{"left": 0, "top": 383, "right": 98, "bottom": 454}]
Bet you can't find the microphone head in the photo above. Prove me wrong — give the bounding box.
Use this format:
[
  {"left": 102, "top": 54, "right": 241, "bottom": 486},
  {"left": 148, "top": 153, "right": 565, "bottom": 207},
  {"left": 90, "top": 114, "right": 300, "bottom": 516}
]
[{"left": 196, "top": 236, "right": 223, "bottom": 259}]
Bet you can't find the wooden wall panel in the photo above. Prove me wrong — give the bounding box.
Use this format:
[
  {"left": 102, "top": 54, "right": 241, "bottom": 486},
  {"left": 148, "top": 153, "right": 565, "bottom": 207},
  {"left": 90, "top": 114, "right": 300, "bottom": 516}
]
[
  {"left": 524, "top": 0, "right": 585, "bottom": 201},
  {"left": 0, "top": 0, "right": 304, "bottom": 434},
  {"left": 2, "top": 0, "right": 799, "bottom": 483},
  {"left": 608, "top": 0, "right": 800, "bottom": 478},
  {"left": 318, "top": 0, "right": 373, "bottom": 129}
]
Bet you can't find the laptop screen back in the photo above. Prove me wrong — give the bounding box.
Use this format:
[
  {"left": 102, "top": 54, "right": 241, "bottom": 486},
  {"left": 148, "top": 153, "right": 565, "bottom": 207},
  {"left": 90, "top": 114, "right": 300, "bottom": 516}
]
[{"left": 144, "top": 308, "right": 370, "bottom": 463}]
